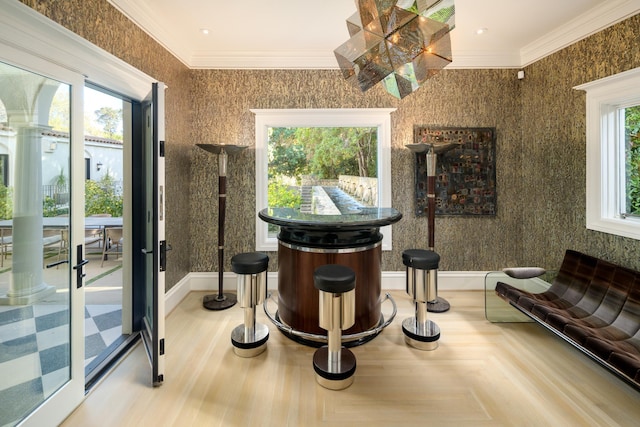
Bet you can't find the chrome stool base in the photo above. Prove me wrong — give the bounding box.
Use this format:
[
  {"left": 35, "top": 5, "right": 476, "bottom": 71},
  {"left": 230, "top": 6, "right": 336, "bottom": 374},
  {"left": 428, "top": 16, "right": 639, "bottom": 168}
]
[
  {"left": 402, "top": 318, "right": 440, "bottom": 351},
  {"left": 264, "top": 292, "right": 398, "bottom": 347},
  {"left": 312, "top": 264, "right": 357, "bottom": 390},
  {"left": 231, "top": 323, "right": 269, "bottom": 358},
  {"left": 313, "top": 347, "right": 357, "bottom": 390}
]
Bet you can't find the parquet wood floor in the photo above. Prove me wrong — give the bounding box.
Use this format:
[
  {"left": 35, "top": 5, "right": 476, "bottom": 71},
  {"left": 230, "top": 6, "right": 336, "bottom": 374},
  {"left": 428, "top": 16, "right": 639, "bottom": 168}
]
[{"left": 62, "top": 290, "right": 640, "bottom": 427}]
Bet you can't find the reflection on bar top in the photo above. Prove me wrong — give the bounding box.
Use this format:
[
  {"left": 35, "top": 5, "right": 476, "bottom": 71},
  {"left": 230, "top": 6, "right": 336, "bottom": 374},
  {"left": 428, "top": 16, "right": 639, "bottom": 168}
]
[{"left": 258, "top": 207, "right": 402, "bottom": 229}]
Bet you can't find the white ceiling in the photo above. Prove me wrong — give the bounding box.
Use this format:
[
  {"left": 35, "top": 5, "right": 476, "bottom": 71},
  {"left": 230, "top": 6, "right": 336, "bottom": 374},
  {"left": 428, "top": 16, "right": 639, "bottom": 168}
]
[{"left": 108, "top": 0, "right": 640, "bottom": 69}]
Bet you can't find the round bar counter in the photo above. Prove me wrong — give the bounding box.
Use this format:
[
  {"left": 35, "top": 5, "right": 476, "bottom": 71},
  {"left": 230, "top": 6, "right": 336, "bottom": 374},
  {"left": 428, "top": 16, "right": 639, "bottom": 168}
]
[{"left": 258, "top": 207, "right": 402, "bottom": 345}]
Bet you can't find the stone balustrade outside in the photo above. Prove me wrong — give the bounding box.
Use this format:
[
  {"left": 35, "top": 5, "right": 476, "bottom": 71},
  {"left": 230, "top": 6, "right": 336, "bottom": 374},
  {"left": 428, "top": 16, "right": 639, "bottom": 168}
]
[{"left": 338, "top": 175, "right": 377, "bottom": 206}]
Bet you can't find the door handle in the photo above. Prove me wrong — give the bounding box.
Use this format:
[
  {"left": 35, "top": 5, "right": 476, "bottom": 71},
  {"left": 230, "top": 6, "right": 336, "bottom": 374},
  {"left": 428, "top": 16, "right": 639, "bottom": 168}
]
[
  {"left": 160, "top": 240, "right": 167, "bottom": 272},
  {"left": 72, "top": 245, "right": 88, "bottom": 288},
  {"left": 46, "top": 259, "right": 69, "bottom": 268},
  {"left": 141, "top": 248, "right": 153, "bottom": 254},
  {"left": 73, "top": 259, "right": 89, "bottom": 269}
]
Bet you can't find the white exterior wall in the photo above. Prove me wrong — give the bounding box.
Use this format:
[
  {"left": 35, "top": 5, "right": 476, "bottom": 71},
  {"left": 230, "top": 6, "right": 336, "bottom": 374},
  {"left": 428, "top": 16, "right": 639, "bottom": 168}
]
[{"left": 0, "top": 128, "right": 122, "bottom": 186}]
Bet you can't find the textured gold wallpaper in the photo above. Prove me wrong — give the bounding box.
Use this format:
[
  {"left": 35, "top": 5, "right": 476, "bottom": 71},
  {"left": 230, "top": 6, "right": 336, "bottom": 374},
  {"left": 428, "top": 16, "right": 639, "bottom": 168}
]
[
  {"left": 520, "top": 13, "right": 640, "bottom": 271},
  {"left": 190, "top": 68, "right": 523, "bottom": 272},
  {"left": 22, "top": 0, "right": 640, "bottom": 285},
  {"left": 189, "top": 16, "right": 640, "bottom": 274}
]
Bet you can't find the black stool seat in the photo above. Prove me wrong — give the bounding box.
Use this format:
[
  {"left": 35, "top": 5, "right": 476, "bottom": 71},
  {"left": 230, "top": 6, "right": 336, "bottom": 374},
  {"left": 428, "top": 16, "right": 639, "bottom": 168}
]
[
  {"left": 402, "top": 249, "right": 440, "bottom": 270},
  {"left": 313, "top": 264, "right": 356, "bottom": 294},
  {"left": 231, "top": 252, "right": 269, "bottom": 275}
]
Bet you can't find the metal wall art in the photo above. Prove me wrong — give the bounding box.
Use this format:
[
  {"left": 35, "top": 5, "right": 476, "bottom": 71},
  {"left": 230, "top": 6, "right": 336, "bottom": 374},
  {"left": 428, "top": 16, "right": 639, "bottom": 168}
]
[{"left": 413, "top": 126, "right": 496, "bottom": 216}]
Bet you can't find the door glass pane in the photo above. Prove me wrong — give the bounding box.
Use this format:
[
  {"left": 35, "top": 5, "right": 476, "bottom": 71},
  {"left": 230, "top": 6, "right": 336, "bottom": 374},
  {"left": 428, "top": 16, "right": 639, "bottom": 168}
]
[
  {"left": 144, "top": 101, "right": 154, "bottom": 331},
  {"left": 0, "top": 60, "right": 71, "bottom": 426},
  {"left": 83, "top": 86, "right": 128, "bottom": 379}
]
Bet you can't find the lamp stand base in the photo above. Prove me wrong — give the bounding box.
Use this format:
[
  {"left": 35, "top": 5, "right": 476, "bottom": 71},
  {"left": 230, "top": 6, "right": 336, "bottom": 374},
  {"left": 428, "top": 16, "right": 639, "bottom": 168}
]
[
  {"left": 427, "top": 296, "right": 450, "bottom": 313},
  {"left": 203, "top": 293, "right": 237, "bottom": 311}
]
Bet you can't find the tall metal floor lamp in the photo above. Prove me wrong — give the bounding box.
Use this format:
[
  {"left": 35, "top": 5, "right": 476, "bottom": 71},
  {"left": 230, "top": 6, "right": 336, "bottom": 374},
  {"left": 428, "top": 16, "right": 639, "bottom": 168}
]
[
  {"left": 197, "top": 143, "right": 248, "bottom": 310},
  {"left": 407, "top": 142, "right": 459, "bottom": 313}
]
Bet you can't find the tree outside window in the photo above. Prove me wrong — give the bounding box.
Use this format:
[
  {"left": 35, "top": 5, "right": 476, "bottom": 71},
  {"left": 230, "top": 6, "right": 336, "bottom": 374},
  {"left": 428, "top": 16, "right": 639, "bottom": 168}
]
[
  {"left": 625, "top": 105, "right": 640, "bottom": 216},
  {"left": 268, "top": 126, "right": 377, "bottom": 209}
]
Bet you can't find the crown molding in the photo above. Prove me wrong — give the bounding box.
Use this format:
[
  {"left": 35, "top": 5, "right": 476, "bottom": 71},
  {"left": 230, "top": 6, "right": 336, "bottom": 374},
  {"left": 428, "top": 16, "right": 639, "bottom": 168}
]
[
  {"left": 520, "top": 0, "right": 640, "bottom": 67},
  {"left": 109, "top": 0, "right": 640, "bottom": 70},
  {"left": 447, "top": 50, "right": 521, "bottom": 69},
  {"left": 189, "top": 50, "right": 340, "bottom": 70},
  {"left": 190, "top": 50, "right": 524, "bottom": 70},
  {"left": 106, "top": 0, "right": 191, "bottom": 68}
]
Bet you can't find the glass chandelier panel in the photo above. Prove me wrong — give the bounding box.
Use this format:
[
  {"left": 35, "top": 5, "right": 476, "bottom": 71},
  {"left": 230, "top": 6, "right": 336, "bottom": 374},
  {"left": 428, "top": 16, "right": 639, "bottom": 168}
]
[{"left": 334, "top": 0, "right": 455, "bottom": 99}]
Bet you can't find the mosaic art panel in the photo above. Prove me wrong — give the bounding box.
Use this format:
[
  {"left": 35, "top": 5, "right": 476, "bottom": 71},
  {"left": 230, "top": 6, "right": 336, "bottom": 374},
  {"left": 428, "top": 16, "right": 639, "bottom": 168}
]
[{"left": 414, "top": 127, "right": 496, "bottom": 216}]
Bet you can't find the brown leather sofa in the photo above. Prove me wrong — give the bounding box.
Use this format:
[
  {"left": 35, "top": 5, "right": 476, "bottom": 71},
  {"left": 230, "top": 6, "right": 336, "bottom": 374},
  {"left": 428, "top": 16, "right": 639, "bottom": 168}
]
[{"left": 495, "top": 249, "right": 640, "bottom": 390}]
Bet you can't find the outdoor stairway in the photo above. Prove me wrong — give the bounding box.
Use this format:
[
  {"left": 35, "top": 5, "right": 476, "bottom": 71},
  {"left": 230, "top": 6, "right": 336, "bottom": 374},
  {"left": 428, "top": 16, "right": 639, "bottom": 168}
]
[{"left": 300, "top": 186, "right": 312, "bottom": 213}]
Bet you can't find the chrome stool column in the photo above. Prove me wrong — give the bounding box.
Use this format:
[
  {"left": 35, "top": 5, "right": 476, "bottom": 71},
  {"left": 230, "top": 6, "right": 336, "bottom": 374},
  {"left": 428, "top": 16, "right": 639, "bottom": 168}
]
[
  {"left": 230, "top": 252, "right": 269, "bottom": 357},
  {"left": 402, "top": 249, "right": 440, "bottom": 350},
  {"left": 312, "top": 264, "right": 357, "bottom": 390}
]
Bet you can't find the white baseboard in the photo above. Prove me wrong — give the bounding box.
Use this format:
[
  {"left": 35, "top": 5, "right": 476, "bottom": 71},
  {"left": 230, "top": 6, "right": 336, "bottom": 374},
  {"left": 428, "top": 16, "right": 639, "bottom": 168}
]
[
  {"left": 381, "top": 271, "right": 487, "bottom": 291},
  {"left": 165, "top": 271, "right": 489, "bottom": 314},
  {"left": 164, "top": 273, "right": 192, "bottom": 315}
]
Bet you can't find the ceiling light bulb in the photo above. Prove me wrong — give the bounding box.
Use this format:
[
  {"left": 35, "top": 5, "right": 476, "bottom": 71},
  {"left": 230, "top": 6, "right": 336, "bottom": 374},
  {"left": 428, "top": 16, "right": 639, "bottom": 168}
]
[
  {"left": 476, "top": 28, "right": 488, "bottom": 35},
  {"left": 200, "top": 29, "right": 210, "bottom": 35}
]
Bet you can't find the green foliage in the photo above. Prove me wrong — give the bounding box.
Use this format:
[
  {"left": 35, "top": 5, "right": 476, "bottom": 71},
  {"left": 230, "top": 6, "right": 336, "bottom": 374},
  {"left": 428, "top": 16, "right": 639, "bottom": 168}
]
[
  {"left": 296, "top": 128, "right": 356, "bottom": 179},
  {"left": 401, "top": 2, "right": 454, "bottom": 22},
  {"left": 626, "top": 106, "right": 640, "bottom": 215},
  {"left": 85, "top": 173, "right": 123, "bottom": 217},
  {"left": 268, "top": 126, "right": 377, "bottom": 182},
  {"left": 268, "top": 128, "right": 307, "bottom": 179},
  {"left": 0, "top": 184, "right": 12, "bottom": 220},
  {"left": 43, "top": 196, "right": 68, "bottom": 217},
  {"left": 93, "top": 106, "right": 123, "bottom": 141},
  {"left": 49, "top": 168, "right": 68, "bottom": 190},
  {"left": 268, "top": 180, "right": 301, "bottom": 208},
  {"left": 428, "top": 5, "right": 455, "bottom": 24},
  {"left": 0, "top": 175, "right": 123, "bottom": 219},
  {"left": 48, "top": 85, "right": 70, "bottom": 132}
]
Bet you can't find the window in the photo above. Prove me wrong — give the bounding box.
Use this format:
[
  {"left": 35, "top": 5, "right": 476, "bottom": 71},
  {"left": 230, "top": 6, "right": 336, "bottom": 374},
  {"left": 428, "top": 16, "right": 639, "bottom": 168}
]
[
  {"left": 576, "top": 67, "right": 640, "bottom": 240},
  {"left": 623, "top": 105, "right": 640, "bottom": 217},
  {"left": 252, "top": 108, "right": 395, "bottom": 251}
]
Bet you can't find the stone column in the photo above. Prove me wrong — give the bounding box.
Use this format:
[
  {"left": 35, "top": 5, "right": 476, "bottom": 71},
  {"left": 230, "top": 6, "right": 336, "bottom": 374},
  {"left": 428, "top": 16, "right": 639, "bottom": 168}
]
[
  {"left": 0, "top": 74, "right": 59, "bottom": 305},
  {"left": 0, "top": 126, "right": 54, "bottom": 304}
]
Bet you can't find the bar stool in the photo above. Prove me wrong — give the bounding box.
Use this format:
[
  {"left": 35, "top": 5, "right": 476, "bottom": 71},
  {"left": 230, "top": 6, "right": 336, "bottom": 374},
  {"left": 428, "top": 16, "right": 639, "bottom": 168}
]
[
  {"left": 230, "top": 252, "right": 269, "bottom": 357},
  {"left": 402, "top": 249, "right": 440, "bottom": 350},
  {"left": 312, "top": 264, "right": 357, "bottom": 390}
]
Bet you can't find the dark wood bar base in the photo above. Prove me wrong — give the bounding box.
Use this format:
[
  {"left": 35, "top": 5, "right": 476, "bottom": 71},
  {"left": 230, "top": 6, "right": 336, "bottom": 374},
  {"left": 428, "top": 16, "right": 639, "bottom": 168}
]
[
  {"left": 258, "top": 207, "right": 402, "bottom": 347},
  {"left": 277, "top": 242, "right": 382, "bottom": 337}
]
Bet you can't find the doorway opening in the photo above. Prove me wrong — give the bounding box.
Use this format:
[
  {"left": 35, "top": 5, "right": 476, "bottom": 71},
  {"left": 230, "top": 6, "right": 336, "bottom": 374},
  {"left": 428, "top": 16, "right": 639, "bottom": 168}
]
[{"left": 82, "top": 85, "right": 133, "bottom": 385}]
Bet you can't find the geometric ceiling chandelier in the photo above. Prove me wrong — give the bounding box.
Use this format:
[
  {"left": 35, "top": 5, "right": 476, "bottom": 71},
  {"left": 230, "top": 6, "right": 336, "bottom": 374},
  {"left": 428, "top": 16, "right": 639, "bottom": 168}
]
[{"left": 334, "top": 0, "right": 455, "bottom": 99}]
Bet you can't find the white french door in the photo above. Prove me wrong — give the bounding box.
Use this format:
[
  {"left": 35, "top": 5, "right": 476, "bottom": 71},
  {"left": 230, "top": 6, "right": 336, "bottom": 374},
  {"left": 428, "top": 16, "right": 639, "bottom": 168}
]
[
  {"left": 0, "top": 2, "right": 167, "bottom": 423},
  {"left": 0, "top": 44, "right": 85, "bottom": 427}
]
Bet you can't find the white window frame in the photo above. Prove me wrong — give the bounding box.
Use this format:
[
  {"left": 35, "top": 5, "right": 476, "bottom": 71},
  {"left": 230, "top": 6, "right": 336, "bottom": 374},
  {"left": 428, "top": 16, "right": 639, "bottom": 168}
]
[
  {"left": 575, "top": 67, "right": 640, "bottom": 240},
  {"left": 252, "top": 108, "right": 396, "bottom": 251}
]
